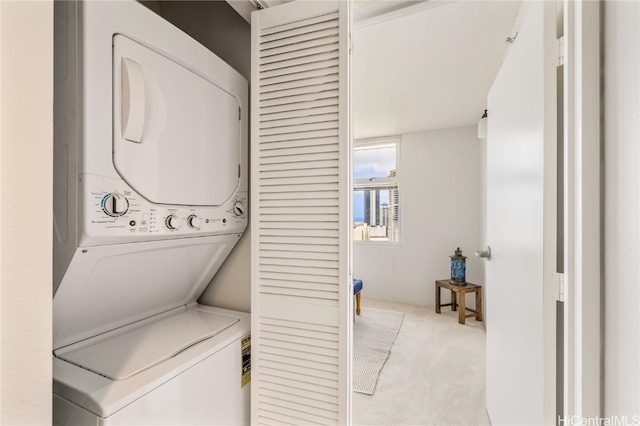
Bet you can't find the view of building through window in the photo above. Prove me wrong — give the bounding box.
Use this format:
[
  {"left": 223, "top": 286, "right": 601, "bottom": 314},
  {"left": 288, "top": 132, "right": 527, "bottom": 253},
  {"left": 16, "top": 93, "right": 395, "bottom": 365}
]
[{"left": 353, "top": 138, "right": 399, "bottom": 242}]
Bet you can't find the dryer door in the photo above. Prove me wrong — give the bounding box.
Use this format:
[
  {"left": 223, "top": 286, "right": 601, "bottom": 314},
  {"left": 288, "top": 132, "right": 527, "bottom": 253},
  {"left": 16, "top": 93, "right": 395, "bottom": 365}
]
[{"left": 112, "top": 35, "right": 241, "bottom": 206}]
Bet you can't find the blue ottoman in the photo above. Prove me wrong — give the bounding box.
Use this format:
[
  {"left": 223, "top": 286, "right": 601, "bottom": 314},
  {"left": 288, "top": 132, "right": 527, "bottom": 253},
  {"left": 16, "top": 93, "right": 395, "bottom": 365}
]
[{"left": 353, "top": 279, "right": 363, "bottom": 315}]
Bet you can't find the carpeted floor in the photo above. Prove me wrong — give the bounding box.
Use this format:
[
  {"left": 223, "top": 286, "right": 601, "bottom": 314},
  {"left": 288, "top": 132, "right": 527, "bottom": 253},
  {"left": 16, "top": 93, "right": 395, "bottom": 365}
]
[{"left": 353, "top": 299, "right": 491, "bottom": 426}]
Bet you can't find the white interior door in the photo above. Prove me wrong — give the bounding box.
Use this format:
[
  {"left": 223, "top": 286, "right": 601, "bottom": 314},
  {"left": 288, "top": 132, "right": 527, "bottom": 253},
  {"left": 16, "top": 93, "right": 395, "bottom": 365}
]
[
  {"left": 485, "top": 2, "right": 558, "bottom": 424},
  {"left": 250, "top": 2, "right": 352, "bottom": 424}
]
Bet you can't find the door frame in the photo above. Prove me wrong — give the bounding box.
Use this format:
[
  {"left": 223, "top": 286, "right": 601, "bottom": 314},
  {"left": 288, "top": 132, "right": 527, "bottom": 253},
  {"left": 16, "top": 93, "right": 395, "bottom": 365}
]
[{"left": 562, "top": 0, "right": 602, "bottom": 420}]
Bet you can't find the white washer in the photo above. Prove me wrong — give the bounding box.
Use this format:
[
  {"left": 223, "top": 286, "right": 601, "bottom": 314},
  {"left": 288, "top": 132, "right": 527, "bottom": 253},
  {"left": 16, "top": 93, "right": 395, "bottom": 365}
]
[{"left": 53, "top": 1, "right": 249, "bottom": 424}]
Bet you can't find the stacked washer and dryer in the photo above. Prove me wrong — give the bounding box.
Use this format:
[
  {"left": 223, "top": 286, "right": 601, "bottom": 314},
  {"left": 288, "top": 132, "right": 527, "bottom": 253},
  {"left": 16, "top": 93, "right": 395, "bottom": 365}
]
[{"left": 53, "top": 1, "right": 250, "bottom": 424}]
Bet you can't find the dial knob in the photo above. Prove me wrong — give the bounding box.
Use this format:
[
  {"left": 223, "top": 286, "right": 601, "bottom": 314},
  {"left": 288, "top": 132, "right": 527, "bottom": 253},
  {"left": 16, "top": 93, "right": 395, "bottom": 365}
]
[
  {"left": 165, "top": 215, "right": 181, "bottom": 230},
  {"left": 102, "top": 192, "right": 129, "bottom": 217},
  {"left": 232, "top": 200, "right": 245, "bottom": 217},
  {"left": 187, "top": 215, "right": 202, "bottom": 229}
]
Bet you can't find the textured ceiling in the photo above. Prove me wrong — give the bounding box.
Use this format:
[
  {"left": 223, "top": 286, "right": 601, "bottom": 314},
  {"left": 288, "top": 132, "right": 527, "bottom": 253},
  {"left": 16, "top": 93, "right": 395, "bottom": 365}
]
[{"left": 353, "top": 1, "right": 521, "bottom": 139}]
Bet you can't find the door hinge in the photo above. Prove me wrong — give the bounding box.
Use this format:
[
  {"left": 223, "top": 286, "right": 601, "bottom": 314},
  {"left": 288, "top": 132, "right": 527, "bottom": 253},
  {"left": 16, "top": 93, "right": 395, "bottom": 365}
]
[
  {"left": 558, "top": 36, "right": 564, "bottom": 67},
  {"left": 238, "top": 164, "right": 241, "bottom": 178},
  {"left": 547, "top": 272, "right": 564, "bottom": 302},
  {"left": 238, "top": 106, "right": 241, "bottom": 121}
]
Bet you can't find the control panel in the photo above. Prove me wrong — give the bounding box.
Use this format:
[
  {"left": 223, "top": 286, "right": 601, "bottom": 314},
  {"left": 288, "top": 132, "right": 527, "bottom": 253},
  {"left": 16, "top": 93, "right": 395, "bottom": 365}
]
[{"left": 79, "top": 175, "right": 247, "bottom": 246}]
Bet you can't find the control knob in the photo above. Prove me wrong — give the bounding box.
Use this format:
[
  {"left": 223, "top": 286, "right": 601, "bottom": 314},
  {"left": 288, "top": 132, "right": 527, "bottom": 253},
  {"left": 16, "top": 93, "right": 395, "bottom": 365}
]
[
  {"left": 165, "top": 215, "right": 181, "bottom": 230},
  {"left": 232, "top": 200, "right": 245, "bottom": 217},
  {"left": 187, "top": 215, "right": 202, "bottom": 229},
  {"left": 102, "top": 192, "right": 129, "bottom": 217}
]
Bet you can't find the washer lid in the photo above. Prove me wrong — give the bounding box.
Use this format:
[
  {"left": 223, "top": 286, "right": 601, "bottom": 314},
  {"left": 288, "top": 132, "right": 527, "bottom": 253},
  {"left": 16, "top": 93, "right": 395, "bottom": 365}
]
[
  {"left": 55, "top": 308, "right": 239, "bottom": 380},
  {"left": 112, "top": 34, "right": 241, "bottom": 206},
  {"left": 53, "top": 235, "right": 241, "bottom": 350}
]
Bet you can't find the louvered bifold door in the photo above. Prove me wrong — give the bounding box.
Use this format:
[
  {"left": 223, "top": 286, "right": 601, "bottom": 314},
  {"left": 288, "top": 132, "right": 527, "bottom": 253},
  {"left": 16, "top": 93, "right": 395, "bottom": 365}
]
[{"left": 251, "top": 1, "right": 352, "bottom": 425}]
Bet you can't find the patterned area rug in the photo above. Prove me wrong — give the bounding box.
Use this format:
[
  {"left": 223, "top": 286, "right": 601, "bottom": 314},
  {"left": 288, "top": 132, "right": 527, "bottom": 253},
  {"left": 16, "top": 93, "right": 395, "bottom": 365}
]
[{"left": 353, "top": 309, "right": 405, "bottom": 395}]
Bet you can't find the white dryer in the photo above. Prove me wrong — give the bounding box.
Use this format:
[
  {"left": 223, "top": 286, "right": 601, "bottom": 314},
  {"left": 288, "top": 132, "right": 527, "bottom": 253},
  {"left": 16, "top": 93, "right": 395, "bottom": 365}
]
[{"left": 53, "top": 1, "right": 249, "bottom": 424}]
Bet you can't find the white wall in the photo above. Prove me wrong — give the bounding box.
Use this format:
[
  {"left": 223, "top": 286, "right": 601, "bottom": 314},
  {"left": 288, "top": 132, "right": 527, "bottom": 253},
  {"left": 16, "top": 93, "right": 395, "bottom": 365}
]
[
  {"left": 142, "top": 1, "right": 251, "bottom": 80},
  {"left": 603, "top": 0, "right": 640, "bottom": 417},
  {"left": 353, "top": 125, "right": 484, "bottom": 309},
  {"left": 200, "top": 227, "right": 252, "bottom": 312},
  {"left": 0, "top": 1, "right": 53, "bottom": 423}
]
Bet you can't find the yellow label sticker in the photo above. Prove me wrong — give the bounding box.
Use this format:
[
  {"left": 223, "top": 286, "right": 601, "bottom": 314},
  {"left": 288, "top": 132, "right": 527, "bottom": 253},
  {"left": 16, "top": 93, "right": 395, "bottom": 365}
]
[{"left": 241, "top": 333, "right": 251, "bottom": 388}]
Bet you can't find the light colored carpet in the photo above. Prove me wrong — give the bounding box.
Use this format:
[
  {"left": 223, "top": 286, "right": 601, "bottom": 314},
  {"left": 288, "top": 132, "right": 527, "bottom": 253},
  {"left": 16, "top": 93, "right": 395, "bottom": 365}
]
[
  {"left": 353, "top": 299, "right": 491, "bottom": 426},
  {"left": 353, "top": 309, "right": 405, "bottom": 395}
]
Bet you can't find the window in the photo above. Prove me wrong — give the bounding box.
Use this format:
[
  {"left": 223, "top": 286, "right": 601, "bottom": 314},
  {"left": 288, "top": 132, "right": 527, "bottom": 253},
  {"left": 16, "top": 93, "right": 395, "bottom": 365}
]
[{"left": 353, "top": 138, "right": 399, "bottom": 243}]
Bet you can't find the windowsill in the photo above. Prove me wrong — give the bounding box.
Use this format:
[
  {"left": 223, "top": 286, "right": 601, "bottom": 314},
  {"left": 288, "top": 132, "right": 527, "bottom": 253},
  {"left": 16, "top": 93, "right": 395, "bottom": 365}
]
[{"left": 353, "top": 240, "right": 402, "bottom": 247}]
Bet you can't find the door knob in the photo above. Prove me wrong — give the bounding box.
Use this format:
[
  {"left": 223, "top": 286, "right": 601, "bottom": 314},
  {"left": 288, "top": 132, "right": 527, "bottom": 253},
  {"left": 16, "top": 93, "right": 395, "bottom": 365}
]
[{"left": 475, "top": 246, "right": 491, "bottom": 260}]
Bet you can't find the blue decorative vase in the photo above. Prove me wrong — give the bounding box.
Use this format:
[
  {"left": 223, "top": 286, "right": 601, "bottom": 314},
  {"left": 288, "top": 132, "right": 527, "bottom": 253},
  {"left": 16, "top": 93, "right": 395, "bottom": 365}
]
[{"left": 450, "top": 247, "right": 467, "bottom": 285}]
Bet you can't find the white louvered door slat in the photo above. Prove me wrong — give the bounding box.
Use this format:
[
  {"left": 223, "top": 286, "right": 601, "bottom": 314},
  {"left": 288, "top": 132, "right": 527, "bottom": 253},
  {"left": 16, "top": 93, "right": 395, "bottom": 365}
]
[
  {"left": 260, "top": 52, "right": 340, "bottom": 75},
  {"left": 261, "top": 93, "right": 340, "bottom": 110},
  {"left": 261, "top": 98, "right": 338, "bottom": 116},
  {"left": 251, "top": 2, "right": 351, "bottom": 425},
  {"left": 261, "top": 66, "right": 339, "bottom": 88},
  {"left": 261, "top": 113, "right": 340, "bottom": 130},
  {"left": 260, "top": 15, "right": 338, "bottom": 44}
]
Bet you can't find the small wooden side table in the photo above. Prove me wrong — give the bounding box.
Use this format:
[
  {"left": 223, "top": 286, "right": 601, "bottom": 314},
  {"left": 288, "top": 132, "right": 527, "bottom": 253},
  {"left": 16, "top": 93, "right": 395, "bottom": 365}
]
[{"left": 435, "top": 279, "right": 483, "bottom": 325}]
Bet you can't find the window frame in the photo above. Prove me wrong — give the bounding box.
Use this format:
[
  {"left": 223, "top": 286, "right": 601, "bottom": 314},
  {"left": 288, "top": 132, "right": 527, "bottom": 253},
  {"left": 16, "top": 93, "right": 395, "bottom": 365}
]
[{"left": 353, "top": 136, "right": 401, "bottom": 245}]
